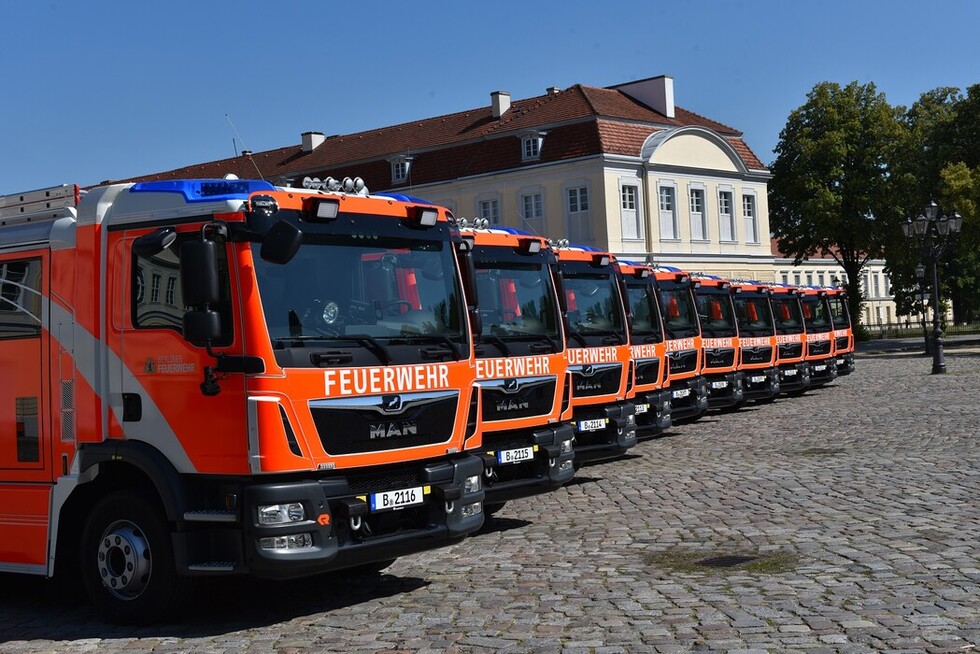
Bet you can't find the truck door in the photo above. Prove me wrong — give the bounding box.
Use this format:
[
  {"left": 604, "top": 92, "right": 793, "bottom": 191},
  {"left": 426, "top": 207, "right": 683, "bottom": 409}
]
[
  {"left": 0, "top": 253, "right": 52, "bottom": 569},
  {"left": 113, "top": 228, "right": 249, "bottom": 475}
]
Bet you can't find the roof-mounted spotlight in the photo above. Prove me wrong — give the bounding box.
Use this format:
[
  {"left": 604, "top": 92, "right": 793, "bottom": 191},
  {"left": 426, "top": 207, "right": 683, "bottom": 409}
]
[
  {"left": 518, "top": 238, "right": 542, "bottom": 254},
  {"left": 676, "top": 274, "right": 690, "bottom": 283},
  {"left": 310, "top": 198, "right": 340, "bottom": 221},
  {"left": 412, "top": 206, "right": 439, "bottom": 227},
  {"left": 591, "top": 254, "right": 610, "bottom": 267}
]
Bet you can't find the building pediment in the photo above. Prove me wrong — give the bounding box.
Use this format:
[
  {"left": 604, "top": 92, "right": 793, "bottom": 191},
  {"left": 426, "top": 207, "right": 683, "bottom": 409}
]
[{"left": 641, "top": 127, "right": 747, "bottom": 174}]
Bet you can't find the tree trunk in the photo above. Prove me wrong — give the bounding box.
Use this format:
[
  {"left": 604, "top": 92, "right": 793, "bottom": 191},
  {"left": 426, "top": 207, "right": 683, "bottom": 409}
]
[{"left": 842, "top": 260, "right": 865, "bottom": 331}]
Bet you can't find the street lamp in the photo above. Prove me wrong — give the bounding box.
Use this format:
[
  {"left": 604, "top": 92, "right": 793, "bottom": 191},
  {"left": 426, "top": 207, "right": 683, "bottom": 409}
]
[
  {"left": 914, "top": 262, "right": 929, "bottom": 354},
  {"left": 902, "top": 202, "right": 963, "bottom": 374}
]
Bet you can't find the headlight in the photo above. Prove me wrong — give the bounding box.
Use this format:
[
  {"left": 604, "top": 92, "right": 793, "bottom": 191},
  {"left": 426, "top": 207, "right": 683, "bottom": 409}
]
[
  {"left": 461, "top": 502, "right": 482, "bottom": 518},
  {"left": 258, "top": 502, "right": 306, "bottom": 525},
  {"left": 463, "top": 474, "right": 481, "bottom": 494},
  {"left": 259, "top": 533, "right": 314, "bottom": 550},
  {"left": 559, "top": 438, "right": 574, "bottom": 455}
]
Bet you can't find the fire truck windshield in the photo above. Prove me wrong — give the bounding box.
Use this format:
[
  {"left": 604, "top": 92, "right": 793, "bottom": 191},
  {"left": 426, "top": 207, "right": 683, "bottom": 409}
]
[
  {"left": 625, "top": 281, "right": 664, "bottom": 343},
  {"left": 657, "top": 284, "right": 700, "bottom": 339},
  {"left": 252, "top": 217, "right": 466, "bottom": 365},
  {"left": 560, "top": 265, "right": 626, "bottom": 345},
  {"left": 695, "top": 290, "right": 737, "bottom": 337},
  {"left": 473, "top": 256, "right": 560, "bottom": 343},
  {"left": 772, "top": 296, "right": 805, "bottom": 335},
  {"left": 828, "top": 296, "right": 851, "bottom": 328},
  {"left": 801, "top": 297, "right": 834, "bottom": 333},
  {"left": 734, "top": 293, "right": 775, "bottom": 336}
]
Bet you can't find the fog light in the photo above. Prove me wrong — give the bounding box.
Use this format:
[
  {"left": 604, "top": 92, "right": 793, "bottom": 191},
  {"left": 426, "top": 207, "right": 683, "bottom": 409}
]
[
  {"left": 258, "top": 532, "right": 314, "bottom": 550},
  {"left": 258, "top": 502, "right": 306, "bottom": 525},
  {"left": 463, "top": 474, "right": 481, "bottom": 494},
  {"left": 461, "top": 502, "right": 482, "bottom": 518},
  {"left": 626, "top": 413, "right": 636, "bottom": 427},
  {"left": 559, "top": 438, "right": 573, "bottom": 455},
  {"left": 559, "top": 460, "right": 574, "bottom": 472}
]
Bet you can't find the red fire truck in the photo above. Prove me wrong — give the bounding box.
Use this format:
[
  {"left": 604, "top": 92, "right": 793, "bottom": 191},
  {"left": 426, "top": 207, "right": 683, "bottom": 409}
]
[
  {"left": 555, "top": 246, "right": 636, "bottom": 463},
  {"left": 691, "top": 275, "right": 745, "bottom": 409},
  {"left": 730, "top": 281, "right": 780, "bottom": 402},
  {"left": 654, "top": 268, "right": 708, "bottom": 421},
  {"left": 826, "top": 287, "right": 856, "bottom": 375},
  {"left": 616, "top": 260, "right": 671, "bottom": 437},
  {"left": 0, "top": 178, "right": 487, "bottom": 623},
  {"left": 462, "top": 224, "right": 574, "bottom": 512},
  {"left": 799, "top": 287, "right": 839, "bottom": 386},
  {"left": 769, "top": 285, "right": 811, "bottom": 394}
]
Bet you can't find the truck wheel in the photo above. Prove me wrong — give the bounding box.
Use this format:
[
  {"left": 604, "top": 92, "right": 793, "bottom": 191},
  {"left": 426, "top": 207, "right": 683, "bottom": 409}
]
[
  {"left": 80, "top": 491, "right": 192, "bottom": 624},
  {"left": 483, "top": 502, "right": 507, "bottom": 517}
]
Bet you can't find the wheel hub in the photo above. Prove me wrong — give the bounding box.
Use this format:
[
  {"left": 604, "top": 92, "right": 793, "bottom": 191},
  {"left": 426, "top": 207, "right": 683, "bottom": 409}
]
[{"left": 97, "top": 520, "right": 152, "bottom": 600}]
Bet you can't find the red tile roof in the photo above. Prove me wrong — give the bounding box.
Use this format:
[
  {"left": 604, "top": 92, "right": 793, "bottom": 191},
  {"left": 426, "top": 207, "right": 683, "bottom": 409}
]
[{"left": 119, "top": 83, "right": 768, "bottom": 187}]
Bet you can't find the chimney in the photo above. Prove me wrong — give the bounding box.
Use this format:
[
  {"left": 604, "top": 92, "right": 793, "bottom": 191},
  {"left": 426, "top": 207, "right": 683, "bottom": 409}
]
[
  {"left": 241, "top": 149, "right": 252, "bottom": 157},
  {"left": 546, "top": 86, "right": 560, "bottom": 95},
  {"left": 611, "top": 75, "right": 675, "bottom": 119},
  {"left": 301, "top": 131, "right": 325, "bottom": 153},
  {"left": 491, "top": 91, "right": 511, "bottom": 118}
]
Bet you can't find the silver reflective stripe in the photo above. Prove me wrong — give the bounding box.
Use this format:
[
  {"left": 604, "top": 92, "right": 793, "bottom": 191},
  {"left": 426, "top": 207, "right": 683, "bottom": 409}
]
[
  {"left": 477, "top": 375, "right": 554, "bottom": 393},
  {"left": 310, "top": 389, "right": 458, "bottom": 414}
]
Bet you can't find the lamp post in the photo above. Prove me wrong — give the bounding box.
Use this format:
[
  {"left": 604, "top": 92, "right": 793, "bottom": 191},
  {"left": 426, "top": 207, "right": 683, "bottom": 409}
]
[
  {"left": 902, "top": 202, "right": 963, "bottom": 374},
  {"left": 914, "top": 262, "right": 930, "bottom": 355}
]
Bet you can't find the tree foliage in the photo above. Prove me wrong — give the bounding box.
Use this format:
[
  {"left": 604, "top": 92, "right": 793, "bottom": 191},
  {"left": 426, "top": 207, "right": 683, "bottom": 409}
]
[{"left": 769, "top": 81, "right": 905, "bottom": 326}]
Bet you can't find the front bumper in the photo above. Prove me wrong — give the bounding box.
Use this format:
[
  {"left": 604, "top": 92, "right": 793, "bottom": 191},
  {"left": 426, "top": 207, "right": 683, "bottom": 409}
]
[
  {"left": 835, "top": 352, "right": 855, "bottom": 376},
  {"left": 571, "top": 401, "right": 637, "bottom": 464},
  {"left": 809, "top": 357, "right": 839, "bottom": 386},
  {"left": 778, "top": 361, "right": 811, "bottom": 393},
  {"left": 667, "top": 375, "right": 709, "bottom": 422},
  {"left": 704, "top": 371, "right": 745, "bottom": 409},
  {"left": 478, "top": 423, "right": 576, "bottom": 504},
  {"left": 632, "top": 389, "right": 672, "bottom": 438},
  {"left": 176, "top": 454, "right": 486, "bottom": 579},
  {"left": 742, "top": 366, "right": 780, "bottom": 401}
]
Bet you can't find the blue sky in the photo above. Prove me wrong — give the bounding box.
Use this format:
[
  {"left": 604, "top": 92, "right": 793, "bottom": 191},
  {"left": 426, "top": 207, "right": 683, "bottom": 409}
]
[{"left": 2, "top": 0, "right": 978, "bottom": 195}]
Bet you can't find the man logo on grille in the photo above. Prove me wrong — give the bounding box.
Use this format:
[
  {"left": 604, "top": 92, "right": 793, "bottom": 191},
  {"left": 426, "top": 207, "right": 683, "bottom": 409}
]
[
  {"left": 582, "top": 365, "right": 595, "bottom": 377},
  {"left": 504, "top": 378, "right": 519, "bottom": 392},
  {"left": 381, "top": 394, "right": 403, "bottom": 413}
]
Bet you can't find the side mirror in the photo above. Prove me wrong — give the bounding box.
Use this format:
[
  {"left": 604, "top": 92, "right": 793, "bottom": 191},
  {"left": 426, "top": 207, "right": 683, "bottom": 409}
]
[
  {"left": 183, "top": 309, "right": 221, "bottom": 347},
  {"left": 468, "top": 307, "right": 482, "bottom": 338},
  {"left": 180, "top": 239, "right": 220, "bottom": 306},
  {"left": 133, "top": 227, "right": 177, "bottom": 256},
  {"left": 261, "top": 220, "right": 302, "bottom": 264}
]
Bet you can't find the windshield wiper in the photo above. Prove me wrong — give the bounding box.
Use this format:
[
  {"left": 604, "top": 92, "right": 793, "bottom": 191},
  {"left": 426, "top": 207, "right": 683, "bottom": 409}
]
[
  {"left": 273, "top": 334, "right": 393, "bottom": 365},
  {"left": 393, "top": 334, "right": 462, "bottom": 360},
  {"left": 479, "top": 334, "right": 511, "bottom": 356},
  {"left": 566, "top": 331, "right": 589, "bottom": 348}
]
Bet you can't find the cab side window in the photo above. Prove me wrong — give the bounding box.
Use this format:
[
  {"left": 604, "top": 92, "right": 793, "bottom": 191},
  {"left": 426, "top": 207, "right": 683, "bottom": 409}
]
[
  {"left": 0, "top": 259, "right": 42, "bottom": 340},
  {"left": 132, "top": 235, "right": 233, "bottom": 346}
]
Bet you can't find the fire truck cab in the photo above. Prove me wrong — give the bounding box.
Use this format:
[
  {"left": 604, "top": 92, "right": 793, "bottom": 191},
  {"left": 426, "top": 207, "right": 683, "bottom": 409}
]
[
  {"left": 462, "top": 224, "right": 575, "bottom": 511},
  {"left": 616, "top": 260, "right": 671, "bottom": 437},
  {"left": 692, "top": 275, "right": 744, "bottom": 409},
  {"left": 555, "top": 246, "right": 636, "bottom": 464},
  {"left": 800, "top": 287, "right": 839, "bottom": 386},
  {"left": 0, "top": 178, "right": 486, "bottom": 623},
  {"left": 731, "top": 281, "right": 780, "bottom": 402},
  {"left": 769, "top": 284, "right": 812, "bottom": 394},
  {"left": 654, "top": 268, "right": 708, "bottom": 421},
  {"left": 827, "top": 287, "right": 856, "bottom": 375}
]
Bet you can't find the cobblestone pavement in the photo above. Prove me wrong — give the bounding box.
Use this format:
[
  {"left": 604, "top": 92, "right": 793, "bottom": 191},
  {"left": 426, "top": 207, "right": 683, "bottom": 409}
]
[{"left": 1, "top": 351, "right": 979, "bottom": 653}]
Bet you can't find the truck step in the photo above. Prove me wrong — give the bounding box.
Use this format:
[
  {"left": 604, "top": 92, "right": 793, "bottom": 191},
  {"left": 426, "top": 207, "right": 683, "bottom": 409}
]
[
  {"left": 187, "top": 561, "right": 237, "bottom": 573},
  {"left": 183, "top": 509, "right": 238, "bottom": 523}
]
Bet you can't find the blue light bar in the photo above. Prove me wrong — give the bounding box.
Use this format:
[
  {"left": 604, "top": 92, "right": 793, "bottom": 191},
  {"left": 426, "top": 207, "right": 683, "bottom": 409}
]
[
  {"left": 129, "top": 179, "right": 275, "bottom": 203},
  {"left": 497, "top": 227, "right": 534, "bottom": 236},
  {"left": 375, "top": 192, "right": 435, "bottom": 204}
]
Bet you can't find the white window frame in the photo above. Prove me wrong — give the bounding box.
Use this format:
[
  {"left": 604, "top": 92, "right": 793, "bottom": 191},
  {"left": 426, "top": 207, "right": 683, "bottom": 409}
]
[
  {"left": 689, "top": 185, "right": 708, "bottom": 241},
  {"left": 718, "top": 187, "right": 736, "bottom": 242},
  {"left": 390, "top": 156, "right": 414, "bottom": 184},
  {"left": 742, "top": 191, "right": 760, "bottom": 243},
  {"left": 619, "top": 179, "right": 643, "bottom": 242},
  {"left": 478, "top": 197, "right": 501, "bottom": 226},
  {"left": 518, "top": 187, "right": 545, "bottom": 235},
  {"left": 565, "top": 183, "right": 592, "bottom": 242},
  {"left": 658, "top": 181, "right": 679, "bottom": 241}
]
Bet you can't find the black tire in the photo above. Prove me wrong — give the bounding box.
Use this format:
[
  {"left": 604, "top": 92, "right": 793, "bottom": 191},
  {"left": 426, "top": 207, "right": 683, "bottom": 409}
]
[{"left": 80, "top": 491, "right": 193, "bottom": 625}]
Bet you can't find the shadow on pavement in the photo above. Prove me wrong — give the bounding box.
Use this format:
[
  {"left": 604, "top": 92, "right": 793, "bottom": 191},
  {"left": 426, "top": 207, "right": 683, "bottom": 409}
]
[
  {"left": 475, "top": 516, "right": 532, "bottom": 536},
  {"left": 0, "top": 569, "right": 429, "bottom": 642}
]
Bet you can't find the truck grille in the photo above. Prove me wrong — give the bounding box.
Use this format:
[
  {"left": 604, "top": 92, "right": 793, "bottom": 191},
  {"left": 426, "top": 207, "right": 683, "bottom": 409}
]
[
  {"left": 703, "top": 348, "right": 735, "bottom": 369},
  {"left": 808, "top": 340, "right": 831, "bottom": 356},
  {"left": 778, "top": 343, "right": 803, "bottom": 359},
  {"left": 667, "top": 349, "right": 698, "bottom": 375},
  {"left": 635, "top": 359, "right": 661, "bottom": 386},
  {"left": 741, "top": 346, "right": 773, "bottom": 366},
  {"left": 310, "top": 390, "right": 458, "bottom": 455},
  {"left": 569, "top": 363, "right": 622, "bottom": 397},
  {"left": 480, "top": 377, "right": 556, "bottom": 422}
]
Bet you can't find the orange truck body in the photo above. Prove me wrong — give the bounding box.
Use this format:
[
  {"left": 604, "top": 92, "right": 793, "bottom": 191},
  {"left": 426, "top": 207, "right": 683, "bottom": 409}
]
[
  {"left": 730, "top": 281, "right": 780, "bottom": 401},
  {"left": 769, "top": 284, "right": 812, "bottom": 394},
  {"left": 555, "top": 247, "right": 636, "bottom": 463},
  {"left": 0, "top": 179, "right": 486, "bottom": 622},
  {"left": 799, "top": 287, "right": 839, "bottom": 386},
  {"left": 654, "top": 269, "right": 708, "bottom": 421},
  {"left": 691, "top": 275, "right": 745, "bottom": 409},
  {"left": 615, "top": 260, "right": 671, "bottom": 437},
  {"left": 463, "top": 226, "right": 575, "bottom": 506},
  {"left": 826, "top": 287, "right": 856, "bottom": 376}
]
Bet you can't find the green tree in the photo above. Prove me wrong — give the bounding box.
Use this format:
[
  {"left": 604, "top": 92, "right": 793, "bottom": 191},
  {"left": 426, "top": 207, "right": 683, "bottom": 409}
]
[{"left": 769, "top": 81, "right": 905, "bottom": 328}]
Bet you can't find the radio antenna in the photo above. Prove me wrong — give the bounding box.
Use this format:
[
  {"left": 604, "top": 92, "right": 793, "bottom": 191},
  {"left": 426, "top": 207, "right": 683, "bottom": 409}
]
[{"left": 225, "top": 114, "right": 265, "bottom": 181}]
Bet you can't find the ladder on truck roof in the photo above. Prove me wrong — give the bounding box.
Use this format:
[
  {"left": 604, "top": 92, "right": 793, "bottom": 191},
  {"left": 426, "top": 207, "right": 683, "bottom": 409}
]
[{"left": 0, "top": 184, "right": 81, "bottom": 226}]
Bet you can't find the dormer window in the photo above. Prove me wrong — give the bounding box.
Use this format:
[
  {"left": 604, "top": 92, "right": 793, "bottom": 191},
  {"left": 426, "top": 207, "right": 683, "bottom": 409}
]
[
  {"left": 390, "top": 156, "right": 413, "bottom": 184},
  {"left": 521, "top": 131, "right": 546, "bottom": 161}
]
